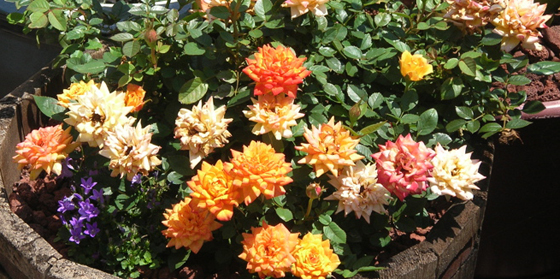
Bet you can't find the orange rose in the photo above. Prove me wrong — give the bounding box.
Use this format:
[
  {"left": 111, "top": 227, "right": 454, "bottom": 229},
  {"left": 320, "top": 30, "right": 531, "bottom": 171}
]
[
  {"left": 124, "top": 83, "right": 146, "bottom": 112},
  {"left": 161, "top": 197, "right": 222, "bottom": 253},
  {"left": 291, "top": 233, "right": 340, "bottom": 279},
  {"left": 227, "top": 141, "right": 293, "bottom": 205},
  {"left": 243, "top": 44, "right": 311, "bottom": 98},
  {"left": 57, "top": 80, "right": 97, "bottom": 108},
  {"left": 13, "top": 124, "right": 79, "bottom": 180},
  {"left": 188, "top": 160, "right": 241, "bottom": 221},
  {"left": 239, "top": 222, "right": 299, "bottom": 278}
]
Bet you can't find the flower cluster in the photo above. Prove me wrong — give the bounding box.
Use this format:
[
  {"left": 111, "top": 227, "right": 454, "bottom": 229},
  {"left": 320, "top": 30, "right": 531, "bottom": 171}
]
[
  {"left": 239, "top": 222, "right": 339, "bottom": 279},
  {"left": 57, "top": 177, "right": 105, "bottom": 244},
  {"left": 444, "top": 0, "right": 552, "bottom": 51}
]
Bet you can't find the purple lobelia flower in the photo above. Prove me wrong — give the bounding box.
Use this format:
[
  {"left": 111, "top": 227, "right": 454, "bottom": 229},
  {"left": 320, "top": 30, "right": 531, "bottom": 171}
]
[
  {"left": 69, "top": 217, "right": 85, "bottom": 244},
  {"left": 131, "top": 173, "right": 142, "bottom": 186},
  {"left": 80, "top": 177, "right": 97, "bottom": 195},
  {"left": 57, "top": 196, "right": 75, "bottom": 213},
  {"left": 78, "top": 200, "right": 99, "bottom": 222},
  {"left": 84, "top": 222, "right": 100, "bottom": 237},
  {"left": 60, "top": 157, "right": 75, "bottom": 178},
  {"left": 90, "top": 188, "right": 104, "bottom": 204}
]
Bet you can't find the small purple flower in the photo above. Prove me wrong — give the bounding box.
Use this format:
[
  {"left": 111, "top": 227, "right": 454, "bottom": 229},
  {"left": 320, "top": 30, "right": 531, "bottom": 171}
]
[
  {"left": 60, "top": 215, "right": 68, "bottom": 225},
  {"left": 90, "top": 188, "right": 104, "bottom": 204},
  {"left": 131, "top": 173, "right": 142, "bottom": 185},
  {"left": 78, "top": 200, "right": 99, "bottom": 222},
  {"left": 69, "top": 226, "right": 85, "bottom": 244},
  {"left": 68, "top": 217, "right": 85, "bottom": 244},
  {"left": 57, "top": 197, "right": 75, "bottom": 213},
  {"left": 60, "top": 157, "right": 75, "bottom": 178},
  {"left": 69, "top": 216, "right": 83, "bottom": 229},
  {"left": 84, "top": 222, "right": 100, "bottom": 237},
  {"left": 88, "top": 162, "right": 99, "bottom": 176},
  {"left": 80, "top": 177, "right": 97, "bottom": 195},
  {"left": 74, "top": 193, "right": 84, "bottom": 201}
]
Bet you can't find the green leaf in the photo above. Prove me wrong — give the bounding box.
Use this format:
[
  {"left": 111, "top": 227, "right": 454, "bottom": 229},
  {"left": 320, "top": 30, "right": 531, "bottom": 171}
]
[
  {"left": 455, "top": 106, "right": 474, "bottom": 119},
  {"left": 323, "top": 222, "right": 347, "bottom": 244},
  {"left": 326, "top": 57, "right": 343, "bottom": 74},
  {"left": 227, "top": 89, "right": 251, "bottom": 107},
  {"left": 369, "top": 231, "right": 391, "bottom": 247},
  {"left": 254, "top": 0, "right": 272, "bottom": 20},
  {"left": 167, "top": 250, "right": 191, "bottom": 271},
  {"left": 458, "top": 57, "right": 476, "bottom": 77},
  {"left": 122, "top": 40, "right": 141, "bottom": 57},
  {"left": 374, "top": 12, "right": 391, "bottom": 27},
  {"left": 400, "top": 90, "right": 418, "bottom": 112},
  {"left": 66, "top": 60, "right": 106, "bottom": 74},
  {"left": 444, "top": 58, "right": 459, "bottom": 70},
  {"left": 368, "top": 93, "right": 384, "bottom": 109},
  {"left": 359, "top": 121, "right": 386, "bottom": 135},
  {"left": 7, "top": 13, "right": 25, "bottom": 25},
  {"left": 522, "top": 100, "right": 545, "bottom": 114},
  {"left": 352, "top": 256, "right": 373, "bottom": 270},
  {"left": 28, "top": 12, "right": 48, "bottom": 29},
  {"left": 479, "top": 122, "right": 501, "bottom": 133},
  {"left": 319, "top": 46, "right": 336, "bottom": 57},
  {"left": 481, "top": 32, "right": 502, "bottom": 46},
  {"left": 507, "top": 75, "right": 531, "bottom": 86},
  {"left": 440, "top": 77, "right": 463, "bottom": 100},
  {"left": 248, "top": 29, "right": 263, "bottom": 38},
  {"left": 417, "top": 22, "right": 429, "bottom": 30},
  {"left": 275, "top": 208, "right": 293, "bottom": 222},
  {"left": 27, "top": 0, "right": 50, "bottom": 12},
  {"left": 347, "top": 84, "right": 367, "bottom": 103},
  {"left": 466, "top": 120, "right": 481, "bottom": 133},
  {"left": 209, "top": 6, "right": 230, "bottom": 19},
  {"left": 47, "top": 10, "right": 66, "bottom": 31},
  {"left": 184, "top": 42, "right": 205, "bottom": 55},
  {"left": 110, "top": 33, "right": 134, "bottom": 42},
  {"left": 323, "top": 83, "right": 339, "bottom": 96},
  {"left": 428, "top": 133, "right": 453, "bottom": 146},
  {"left": 32, "top": 95, "right": 65, "bottom": 119},
  {"left": 446, "top": 119, "right": 467, "bottom": 132},
  {"left": 505, "top": 118, "right": 531, "bottom": 129},
  {"left": 342, "top": 46, "right": 362, "bottom": 59},
  {"left": 527, "top": 61, "right": 560, "bottom": 75},
  {"left": 417, "top": 108, "right": 438, "bottom": 136},
  {"left": 178, "top": 77, "right": 209, "bottom": 105}
]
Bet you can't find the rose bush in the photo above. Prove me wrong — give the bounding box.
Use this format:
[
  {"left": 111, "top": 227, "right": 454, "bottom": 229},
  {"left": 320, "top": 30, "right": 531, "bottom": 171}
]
[{"left": 7, "top": 0, "right": 560, "bottom": 277}]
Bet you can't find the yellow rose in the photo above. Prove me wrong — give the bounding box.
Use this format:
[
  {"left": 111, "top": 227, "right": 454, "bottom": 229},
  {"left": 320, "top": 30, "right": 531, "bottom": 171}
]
[
  {"left": 291, "top": 233, "right": 340, "bottom": 279},
  {"left": 399, "top": 51, "right": 433, "bottom": 81}
]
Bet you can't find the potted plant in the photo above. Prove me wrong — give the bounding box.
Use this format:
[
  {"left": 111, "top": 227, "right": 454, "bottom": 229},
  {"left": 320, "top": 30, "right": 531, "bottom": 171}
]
[{"left": 2, "top": 0, "right": 560, "bottom": 278}]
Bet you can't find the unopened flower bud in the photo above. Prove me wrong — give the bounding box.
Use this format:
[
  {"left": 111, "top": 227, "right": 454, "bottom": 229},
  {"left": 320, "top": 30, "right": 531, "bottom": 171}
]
[
  {"left": 306, "top": 182, "right": 323, "bottom": 199},
  {"left": 144, "top": 29, "right": 158, "bottom": 44},
  {"left": 349, "top": 102, "right": 362, "bottom": 123}
]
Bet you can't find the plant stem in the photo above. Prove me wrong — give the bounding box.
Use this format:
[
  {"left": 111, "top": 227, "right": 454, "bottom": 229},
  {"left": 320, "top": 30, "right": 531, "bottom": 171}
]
[{"left": 304, "top": 198, "right": 314, "bottom": 219}]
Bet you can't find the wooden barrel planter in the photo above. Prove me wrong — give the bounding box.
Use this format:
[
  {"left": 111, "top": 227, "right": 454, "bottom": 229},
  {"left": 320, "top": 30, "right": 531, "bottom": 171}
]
[{"left": 0, "top": 67, "right": 493, "bottom": 279}]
